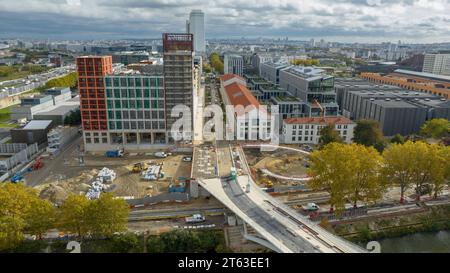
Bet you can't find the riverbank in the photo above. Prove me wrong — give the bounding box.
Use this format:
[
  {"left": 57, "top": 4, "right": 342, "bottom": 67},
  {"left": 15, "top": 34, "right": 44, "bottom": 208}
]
[{"left": 327, "top": 203, "right": 450, "bottom": 243}]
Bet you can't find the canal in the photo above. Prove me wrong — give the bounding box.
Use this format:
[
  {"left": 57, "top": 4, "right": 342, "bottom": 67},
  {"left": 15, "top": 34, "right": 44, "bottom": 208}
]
[{"left": 378, "top": 230, "right": 450, "bottom": 253}]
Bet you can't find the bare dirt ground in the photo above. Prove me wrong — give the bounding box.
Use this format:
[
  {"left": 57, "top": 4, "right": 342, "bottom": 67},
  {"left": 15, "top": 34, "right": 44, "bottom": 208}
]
[{"left": 25, "top": 140, "right": 192, "bottom": 203}]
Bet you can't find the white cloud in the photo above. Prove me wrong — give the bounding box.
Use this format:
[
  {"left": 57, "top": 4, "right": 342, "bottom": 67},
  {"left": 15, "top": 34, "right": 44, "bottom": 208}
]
[{"left": 0, "top": 0, "right": 449, "bottom": 42}]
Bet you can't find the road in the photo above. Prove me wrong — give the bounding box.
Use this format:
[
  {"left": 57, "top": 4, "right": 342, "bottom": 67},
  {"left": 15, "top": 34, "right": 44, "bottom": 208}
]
[
  {"left": 129, "top": 207, "right": 225, "bottom": 222},
  {"left": 221, "top": 176, "right": 320, "bottom": 253}
]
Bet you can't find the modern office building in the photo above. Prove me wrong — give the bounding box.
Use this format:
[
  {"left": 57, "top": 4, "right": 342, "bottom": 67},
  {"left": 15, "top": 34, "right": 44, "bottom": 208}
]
[
  {"left": 162, "top": 33, "right": 195, "bottom": 142},
  {"left": 104, "top": 72, "right": 168, "bottom": 147},
  {"left": 422, "top": 54, "right": 450, "bottom": 76},
  {"left": 282, "top": 117, "right": 355, "bottom": 145},
  {"left": 224, "top": 54, "right": 244, "bottom": 76},
  {"left": 112, "top": 51, "right": 150, "bottom": 65},
  {"left": 186, "top": 10, "right": 205, "bottom": 54},
  {"left": 260, "top": 61, "right": 291, "bottom": 85},
  {"left": 279, "top": 66, "right": 339, "bottom": 117},
  {"left": 77, "top": 56, "right": 113, "bottom": 146},
  {"left": 336, "top": 78, "right": 450, "bottom": 136}
]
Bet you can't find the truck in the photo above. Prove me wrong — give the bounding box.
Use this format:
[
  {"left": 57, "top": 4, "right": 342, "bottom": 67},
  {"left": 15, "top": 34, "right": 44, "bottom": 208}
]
[
  {"left": 105, "top": 149, "right": 124, "bottom": 158},
  {"left": 185, "top": 214, "right": 206, "bottom": 224},
  {"left": 132, "top": 162, "right": 146, "bottom": 173},
  {"left": 10, "top": 173, "right": 24, "bottom": 183}
]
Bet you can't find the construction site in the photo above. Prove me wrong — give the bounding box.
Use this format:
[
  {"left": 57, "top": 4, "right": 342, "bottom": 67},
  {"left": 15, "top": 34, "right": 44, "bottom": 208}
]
[
  {"left": 243, "top": 146, "right": 311, "bottom": 191},
  {"left": 22, "top": 136, "right": 193, "bottom": 205}
]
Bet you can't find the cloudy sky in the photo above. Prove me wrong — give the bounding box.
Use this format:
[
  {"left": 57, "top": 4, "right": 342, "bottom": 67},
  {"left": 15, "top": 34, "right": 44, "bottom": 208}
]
[{"left": 0, "top": 0, "right": 450, "bottom": 43}]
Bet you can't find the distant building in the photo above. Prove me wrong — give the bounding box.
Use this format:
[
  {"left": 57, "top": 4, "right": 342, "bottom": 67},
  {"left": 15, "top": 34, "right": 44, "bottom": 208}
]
[
  {"left": 361, "top": 69, "right": 450, "bottom": 99},
  {"left": 279, "top": 66, "right": 339, "bottom": 117},
  {"left": 112, "top": 51, "right": 150, "bottom": 65},
  {"left": 422, "top": 54, "right": 450, "bottom": 76},
  {"left": 282, "top": 117, "right": 355, "bottom": 144},
  {"left": 224, "top": 54, "right": 244, "bottom": 76},
  {"left": 260, "top": 61, "right": 291, "bottom": 85},
  {"left": 335, "top": 78, "right": 450, "bottom": 136},
  {"left": 186, "top": 10, "right": 206, "bottom": 54},
  {"left": 11, "top": 95, "right": 55, "bottom": 121}
]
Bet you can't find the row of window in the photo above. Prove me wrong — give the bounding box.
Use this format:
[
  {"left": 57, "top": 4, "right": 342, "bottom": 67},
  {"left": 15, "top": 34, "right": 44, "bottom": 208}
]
[
  {"left": 291, "top": 124, "right": 349, "bottom": 130},
  {"left": 107, "top": 110, "right": 165, "bottom": 120},
  {"left": 105, "top": 88, "right": 164, "bottom": 99},
  {"left": 107, "top": 99, "right": 164, "bottom": 109},
  {"left": 105, "top": 77, "right": 163, "bottom": 88},
  {"left": 108, "top": 121, "right": 165, "bottom": 130}
]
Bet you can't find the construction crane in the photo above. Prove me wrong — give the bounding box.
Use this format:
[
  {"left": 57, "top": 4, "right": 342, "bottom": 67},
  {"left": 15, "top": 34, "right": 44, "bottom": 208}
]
[{"left": 313, "top": 99, "right": 325, "bottom": 117}]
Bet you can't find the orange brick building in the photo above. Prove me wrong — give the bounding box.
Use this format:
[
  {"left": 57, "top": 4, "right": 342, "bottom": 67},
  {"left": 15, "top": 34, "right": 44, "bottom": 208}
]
[
  {"left": 77, "top": 56, "right": 113, "bottom": 132},
  {"left": 361, "top": 70, "right": 450, "bottom": 99}
]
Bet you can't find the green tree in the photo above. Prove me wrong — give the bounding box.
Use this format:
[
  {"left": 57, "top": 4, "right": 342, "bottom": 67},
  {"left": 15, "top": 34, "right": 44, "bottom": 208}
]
[
  {"left": 308, "top": 143, "right": 384, "bottom": 213},
  {"left": 420, "top": 118, "right": 450, "bottom": 139},
  {"left": 111, "top": 233, "right": 141, "bottom": 253},
  {"left": 85, "top": 193, "right": 129, "bottom": 238},
  {"left": 58, "top": 195, "right": 90, "bottom": 238},
  {"left": 319, "top": 125, "right": 343, "bottom": 146},
  {"left": 24, "top": 198, "right": 56, "bottom": 240},
  {"left": 353, "top": 119, "right": 386, "bottom": 151},
  {"left": 390, "top": 134, "right": 405, "bottom": 144}
]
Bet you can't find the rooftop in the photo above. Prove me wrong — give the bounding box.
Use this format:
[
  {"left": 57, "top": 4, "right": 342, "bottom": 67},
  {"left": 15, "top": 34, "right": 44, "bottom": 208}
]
[
  {"left": 23, "top": 120, "right": 52, "bottom": 130},
  {"left": 393, "top": 69, "right": 450, "bottom": 83},
  {"left": 284, "top": 116, "right": 354, "bottom": 125}
]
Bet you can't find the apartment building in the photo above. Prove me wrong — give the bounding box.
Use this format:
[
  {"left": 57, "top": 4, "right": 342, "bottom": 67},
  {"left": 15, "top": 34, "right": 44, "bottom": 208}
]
[
  {"left": 422, "top": 54, "right": 450, "bottom": 76},
  {"left": 282, "top": 117, "right": 355, "bottom": 145}
]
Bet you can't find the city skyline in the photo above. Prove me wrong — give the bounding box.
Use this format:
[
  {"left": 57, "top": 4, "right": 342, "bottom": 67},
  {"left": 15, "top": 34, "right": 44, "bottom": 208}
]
[{"left": 0, "top": 0, "right": 450, "bottom": 43}]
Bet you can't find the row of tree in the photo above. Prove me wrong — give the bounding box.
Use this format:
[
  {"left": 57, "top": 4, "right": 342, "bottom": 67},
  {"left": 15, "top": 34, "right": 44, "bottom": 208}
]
[
  {"left": 319, "top": 119, "right": 450, "bottom": 150},
  {"left": 210, "top": 53, "right": 224, "bottom": 74},
  {"left": 0, "top": 184, "right": 129, "bottom": 251},
  {"left": 290, "top": 59, "right": 320, "bottom": 66},
  {"left": 308, "top": 142, "right": 450, "bottom": 213}
]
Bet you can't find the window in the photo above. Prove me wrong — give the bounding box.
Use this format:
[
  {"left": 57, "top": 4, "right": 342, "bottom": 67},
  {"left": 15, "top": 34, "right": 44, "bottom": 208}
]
[
  {"left": 115, "top": 100, "right": 121, "bottom": 108},
  {"left": 108, "top": 111, "right": 114, "bottom": 119},
  {"left": 116, "top": 121, "right": 122, "bottom": 129},
  {"left": 115, "top": 111, "right": 122, "bottom": 119},
  {"left": 102, "top": 138, "right": 108, "bottom": 143},
  {"left": 144, "top": 89, "right": 150, "bottom": 98},
  {"left": 107, "top": 100, "right": 113, "bottom": 109},
  {"left": 86, "top": 138, "right": 92, "bottom": 144},
  {"left": 109, "top": 121, "right": 115, "bottom": 130},
  {"left": 136, "top": 100, "right": 142, "bottom": 109},
  {"left": 144, "top": 100, "right": 150, "bottom": 109},
  {"left": 292, "top": 136, "right": 296, "bottom": 141}
]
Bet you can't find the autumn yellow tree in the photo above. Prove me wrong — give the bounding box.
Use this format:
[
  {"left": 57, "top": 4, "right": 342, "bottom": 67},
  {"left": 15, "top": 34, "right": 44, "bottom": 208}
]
[
  {"left": 429, "top": 145, "right": 450, "bottom": 199},
  {"left": 58, "top": 195, "right": 90, "bottom": 238},
  {"left": 382, "top": 141, "right": 418, "bottom": 203},
  {"left": 85, "top": 193, "right": 129, "bottom": 238},
  {"left": 25, "top": 198, "right": 56, "bottom": 240},
  {"left": 308, "top": 143, "right": 384, "bottom": 213},
  {"left": 0, "top": 184, "right": 54, "bottom": 250}
]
